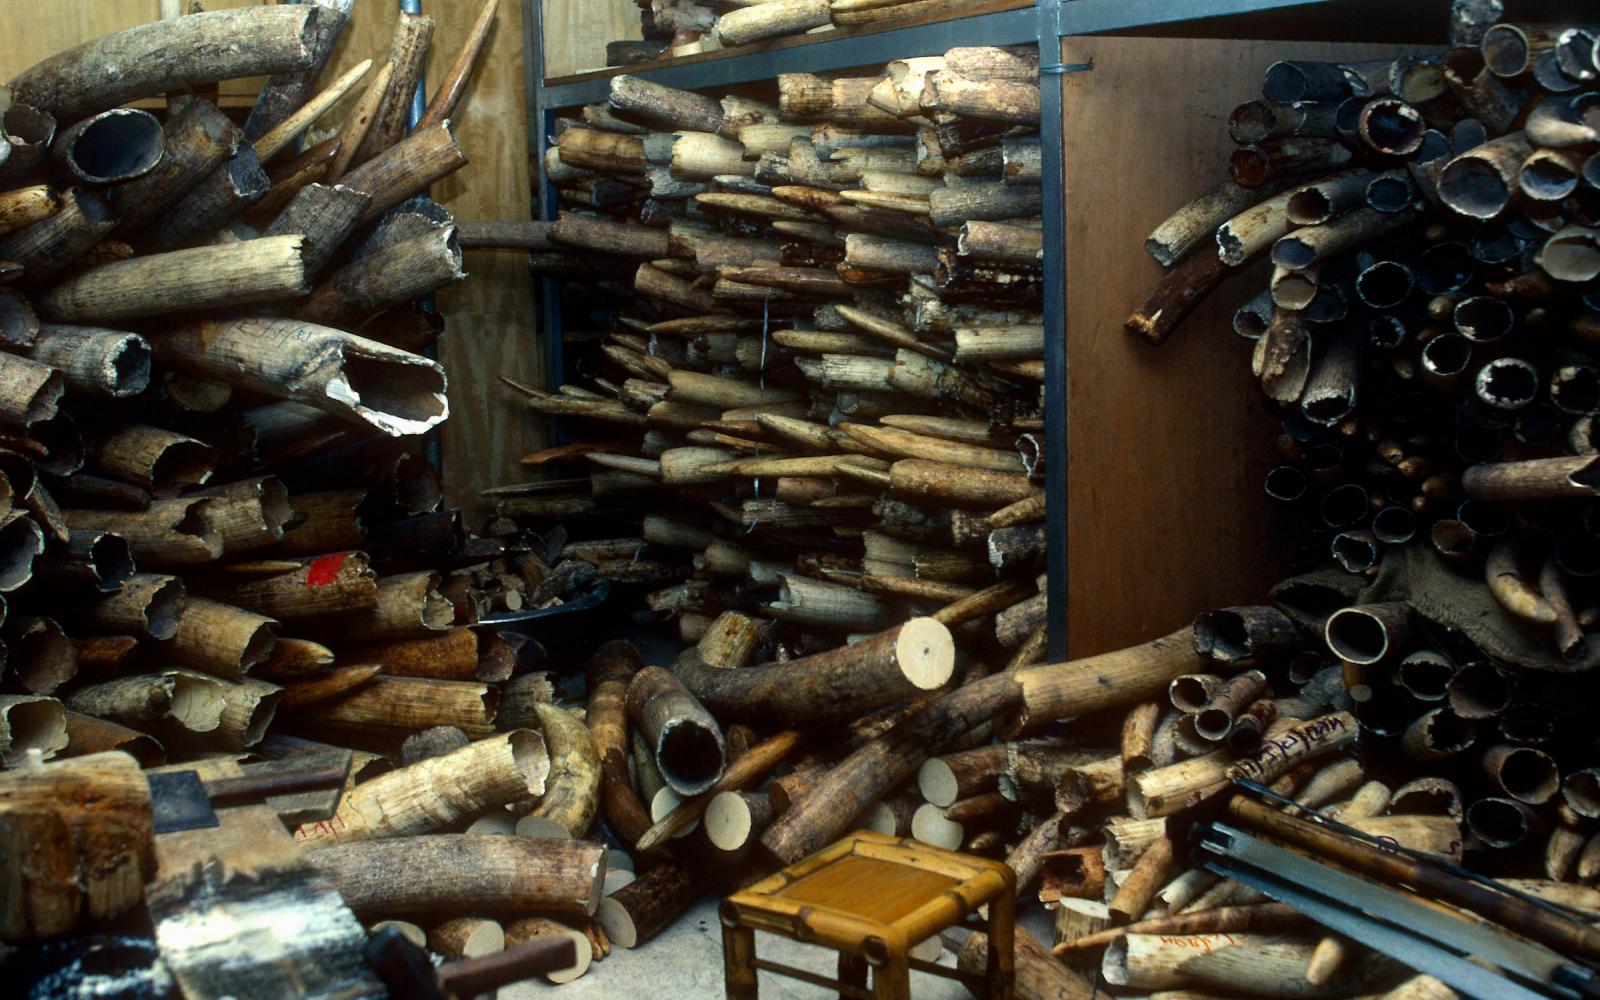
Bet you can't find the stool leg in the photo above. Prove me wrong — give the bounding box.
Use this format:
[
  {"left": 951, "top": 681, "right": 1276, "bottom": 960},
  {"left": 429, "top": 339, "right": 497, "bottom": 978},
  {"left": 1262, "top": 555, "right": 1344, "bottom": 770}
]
[
  {"left": 985, "top": 894, "right": 1016, "bottom": 1000},
  {"left": 837, "top": 950, "right": 868, "bottom": 999},
  {"left": 870, "top": 952, "right": 911, "bottom": 1000},
  {"left": 723, "top": 924, "right": 758, "bottom": 1000}
]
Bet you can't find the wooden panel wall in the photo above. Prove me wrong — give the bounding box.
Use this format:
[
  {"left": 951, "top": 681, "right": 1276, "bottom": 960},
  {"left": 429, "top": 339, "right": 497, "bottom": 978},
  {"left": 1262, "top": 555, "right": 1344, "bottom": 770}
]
[
  {"left": 1059, "top": 35, "right": 1412, "bottom": 657},
  {"left": 540, "top": 0, "right": 639, "bottom": 79},
  {"left": 0, "top": 0, "right": 546, "bottom": 525}
]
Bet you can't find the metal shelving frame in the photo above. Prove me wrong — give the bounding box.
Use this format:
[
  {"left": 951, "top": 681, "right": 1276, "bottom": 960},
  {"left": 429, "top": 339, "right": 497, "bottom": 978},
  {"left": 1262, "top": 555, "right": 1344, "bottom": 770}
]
[{"left": 520, "top": 0, "right": 1534, "bottom": 659}]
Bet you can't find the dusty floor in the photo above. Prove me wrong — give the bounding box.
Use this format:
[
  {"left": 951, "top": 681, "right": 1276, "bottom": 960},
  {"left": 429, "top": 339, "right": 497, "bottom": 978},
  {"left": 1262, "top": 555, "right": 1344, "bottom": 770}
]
[{"left": 545, "top": 896, "right": 1057, "bottom": 998}]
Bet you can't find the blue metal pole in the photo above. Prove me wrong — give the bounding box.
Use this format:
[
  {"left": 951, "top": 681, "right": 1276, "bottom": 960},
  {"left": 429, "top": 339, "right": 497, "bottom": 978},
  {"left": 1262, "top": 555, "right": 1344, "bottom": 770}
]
[{"left": 401, "top": 0, "right": 428, "bottom": 123}]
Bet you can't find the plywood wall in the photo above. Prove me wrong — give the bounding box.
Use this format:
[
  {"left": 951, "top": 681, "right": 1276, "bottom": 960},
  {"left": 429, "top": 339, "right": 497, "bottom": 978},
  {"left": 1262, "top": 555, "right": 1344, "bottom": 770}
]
[
  {"left": 1059, "top": 35, "right": 1414, "bottom": 657},
  {"left": 0, "top": 0, "right": 546, "bottom": 525},
  {"left": 540, "top": 0, "right": 639, "bottom": 79}
]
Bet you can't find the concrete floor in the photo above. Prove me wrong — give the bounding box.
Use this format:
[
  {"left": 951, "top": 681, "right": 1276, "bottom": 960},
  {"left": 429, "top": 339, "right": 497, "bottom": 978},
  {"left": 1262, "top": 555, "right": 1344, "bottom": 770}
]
[{"left": 546, "top": 896, "right": 1057, "bottom": 999}]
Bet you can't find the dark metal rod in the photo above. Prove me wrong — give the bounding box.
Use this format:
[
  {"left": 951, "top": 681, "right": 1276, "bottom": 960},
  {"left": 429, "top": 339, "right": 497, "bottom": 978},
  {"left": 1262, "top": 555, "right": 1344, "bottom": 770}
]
[
  {"left": 750, "top": 959, "right": 874, "bottom": 999},
  {"left": 401, "top": 0, "right": 428, "bottom": 125},
  {"left": 1237, "top": 779, "right": 1593, "bottom": 922},
  {"left": 1039, "top": 0, "right": 1072, "bottom": 661}
]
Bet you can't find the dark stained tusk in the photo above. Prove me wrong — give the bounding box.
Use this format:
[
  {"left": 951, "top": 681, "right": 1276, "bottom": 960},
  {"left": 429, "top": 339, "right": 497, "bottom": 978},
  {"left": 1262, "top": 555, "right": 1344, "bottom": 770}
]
[
  {"left": 1448, "top": 660, "right": 1513, "bottom": 720},
  {"left": 299, "top": 224, "right": 465, "bottom": 328},
  {"left": 1262, "top": 60, "right": 1352, "bottom": 103},
  {"left": 1453, "top": 294, "right": 1515, "bottom": 343},
  {"left": 1438, "top": 132, "right": 1533, "bottom": 221},
  {"left": 105, "top": 100, "right": 240, "bottom": 233},
  {"left": 50, "top": 109, "right": 165, "bottom": 185},
  {"left": 1300, "top": 334, "right": 1362, "bottom": 426},
  {"left": 145, "top": 145, "right": 269, "bottom": 250},
  {"left": 1420, "top": 334, "right": 1473, "bottom": 390},
  {"left": 153, "top": 317, "right": 448, "bottom": 439},
  {"left": 1357, "top": 97, "right": 1426, "bottom": 156},
  {"left": 1481, "top": 22, "right": 1555, "bottom": 78},
  {"left": 625, "top": 665, "right": 726, "bottom": 798},
  {"left": 1332, "top": 530, "right": 1381, "bottom": 574},
  {"left": 1228, "top": 99, "right": 1341, "bottom": 144},
  {"left": 1192, "top": 605, "right": 1300, "bottom": 666},
  {"left": 0, "top": 187, "right": 117, "bottom": 284},
  {"left": 1233, "top": 290, "right": 1274, "bottom": 340},
  {"left": 1319, "top": 482, "right": 1370, "bottom": 529},
  {"left": 1264, "top": 465, "right": 1308, "bottom": 504},
  {"left": 1520, "top": 148, "right": 1586, "bottom": 202},
  {"left": 1416, "top": 240, "right": 1476, "bottom": 295},
  {"left": 1484, "top": 744, "right": 1561, "bottom": 806},
  {"left": 1537, "top": 226, "right": 1600, "bottom": 284},
  {"left": 242, "top": 0, "right": 356, "bottom": 141},
  {"left": 1371, "top": 505, "right": 1417, "bottom": 545},
  {"left": 1354, "top": 259, "right": 1413, "bottom": 310},
  {"left": 1324, "top": 602, "right": 1415, "bottom": 666},
  {"left": 1443, "top": 46, "right": 1530, "bottom": 136},
  {"left": 339, "top": 120, "right": 468, "bottom": 226},
  {"left": 1231, "top": 137, "right": 1353, "bottom": 188},
  {"left": 1365, "top": 169, "right": 1416, "bottom": 212},
  {"left": 24, "top": 325, "right": 149, "bottom": 399},
  {"left": 1474, "top": 357, "right": 1540, "bottom": 411},
  {"left": 1463, "top": 455, "right": 1600, "bottom": 502},
  {"left": 1402, "top": 707, "right": 1477, "bottom": 761},
  {"left": 1466, "top": 796, "right": 1536, "bottom": 850},
  {"left": 0, "top": 103, "right": 57, "bottom": 185},
  {"left": 262, "top": 182, "right": 371, "bottom": 279},
  {"left": 7, "top": 6, "right": 322, "bottom": 121},
  {"left": 1397, "top": 651, "right": 1455, "bottom": 702}
]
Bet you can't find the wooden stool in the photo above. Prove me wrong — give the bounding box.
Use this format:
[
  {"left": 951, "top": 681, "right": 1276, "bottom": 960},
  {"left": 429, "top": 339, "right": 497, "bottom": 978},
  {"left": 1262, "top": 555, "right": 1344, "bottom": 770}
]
[{"left": 720, "top": 830, "right": 1015, "bottom": 1000}]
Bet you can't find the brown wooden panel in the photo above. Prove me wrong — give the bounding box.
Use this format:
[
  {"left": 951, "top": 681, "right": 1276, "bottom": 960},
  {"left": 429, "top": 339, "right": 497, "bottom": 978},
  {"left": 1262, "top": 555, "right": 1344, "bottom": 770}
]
[
  {"left": 541, "top": 0, "right": 639, "bottom": 80},
  {"left": 1059, "top": 35, "right": 1410, "bottom": 658},
  {"left": 424, "top": 0, "right": 548, "bottom": 526}
]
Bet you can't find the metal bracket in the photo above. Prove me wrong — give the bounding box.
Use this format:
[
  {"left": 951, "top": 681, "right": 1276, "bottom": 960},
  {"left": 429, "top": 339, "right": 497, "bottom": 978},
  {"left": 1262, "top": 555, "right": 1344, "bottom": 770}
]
[{"left": 1040, "top": 61, "right": 1093, "bottom": 74}]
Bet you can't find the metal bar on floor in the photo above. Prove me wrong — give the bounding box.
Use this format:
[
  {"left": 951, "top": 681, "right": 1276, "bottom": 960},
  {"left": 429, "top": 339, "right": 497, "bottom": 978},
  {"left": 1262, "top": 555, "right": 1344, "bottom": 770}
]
[{"left": 749, "top": 958, "right": 874, "bottom": 999}]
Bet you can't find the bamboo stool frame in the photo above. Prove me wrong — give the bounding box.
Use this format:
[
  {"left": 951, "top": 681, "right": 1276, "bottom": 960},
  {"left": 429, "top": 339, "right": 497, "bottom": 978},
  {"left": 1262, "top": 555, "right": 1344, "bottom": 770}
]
[{"left": 720, "top": 830, "right": 1015, "bottom": 999}]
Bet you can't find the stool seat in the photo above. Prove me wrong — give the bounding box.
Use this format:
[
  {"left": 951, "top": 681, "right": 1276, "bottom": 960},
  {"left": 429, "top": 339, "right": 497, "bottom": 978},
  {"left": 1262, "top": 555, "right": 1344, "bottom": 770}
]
[
  {"left": 720, "top": 831, "right": 1015, "bottom": 1000},
  {"left": 778, "top": 854, "right": 958, "bottom": 924}
]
